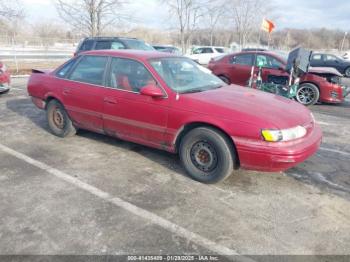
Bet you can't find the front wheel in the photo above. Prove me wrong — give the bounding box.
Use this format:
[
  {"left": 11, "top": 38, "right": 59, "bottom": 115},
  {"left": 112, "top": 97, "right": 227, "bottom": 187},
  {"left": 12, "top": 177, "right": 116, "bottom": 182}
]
[
  {"left": 179, "top": 127, "right": 236, "bottom": 184},
  {"left": 46, "top": 99, "right": 76, "bottom": 138},
  {"left": 296, "top": 83, "right": 320, "bottom": 106}
]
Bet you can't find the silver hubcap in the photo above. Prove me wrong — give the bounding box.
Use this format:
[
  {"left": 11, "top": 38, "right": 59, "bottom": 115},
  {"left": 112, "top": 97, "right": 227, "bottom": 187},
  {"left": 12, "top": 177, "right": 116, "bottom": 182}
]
[
  {"left": 346, "top": 68, "right": 350, "bottom": 77},
  {"left": 52, "top": 107, "right": 64, "bottom": 129},
  {"left": 297, "top": 87, "right": 315, "bottom": 104}
]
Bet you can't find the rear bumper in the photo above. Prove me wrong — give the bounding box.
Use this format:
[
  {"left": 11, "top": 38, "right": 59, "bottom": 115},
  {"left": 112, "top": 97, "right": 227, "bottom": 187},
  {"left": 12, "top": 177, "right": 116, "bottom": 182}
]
[
  {"left": 31, "top": 96, "right": 46, "bottom": 109},
  {"left": 233, "top": 124, "right": 322, "bottom": 172}
]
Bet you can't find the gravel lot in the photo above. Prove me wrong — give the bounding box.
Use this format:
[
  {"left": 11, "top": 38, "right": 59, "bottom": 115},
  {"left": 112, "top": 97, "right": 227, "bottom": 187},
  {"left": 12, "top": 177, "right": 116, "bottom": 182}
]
[{"left": 1, "top": 78, "right": 350, "bottom": 256}]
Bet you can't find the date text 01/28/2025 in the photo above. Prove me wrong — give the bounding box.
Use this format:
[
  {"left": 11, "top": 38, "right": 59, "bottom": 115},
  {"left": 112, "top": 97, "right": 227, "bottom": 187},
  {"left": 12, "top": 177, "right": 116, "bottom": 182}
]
[{"left": 127, "top": 255, "right": 220, "bottom": 261}]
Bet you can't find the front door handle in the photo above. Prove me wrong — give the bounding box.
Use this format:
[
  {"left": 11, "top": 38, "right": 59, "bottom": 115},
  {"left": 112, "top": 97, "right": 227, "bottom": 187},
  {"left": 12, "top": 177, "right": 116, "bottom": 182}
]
[{"left": 104, "top": 97, "right": 117, "bottom": 104}]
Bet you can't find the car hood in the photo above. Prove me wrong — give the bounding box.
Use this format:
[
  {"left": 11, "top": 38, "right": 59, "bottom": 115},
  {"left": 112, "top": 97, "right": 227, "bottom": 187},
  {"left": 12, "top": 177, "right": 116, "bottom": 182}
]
[
  {"left": 309, "top": 67, "right": 343, "bottom": 76},
  {"left": 177, "top": 85, "right": 312, "bottom": 129}
]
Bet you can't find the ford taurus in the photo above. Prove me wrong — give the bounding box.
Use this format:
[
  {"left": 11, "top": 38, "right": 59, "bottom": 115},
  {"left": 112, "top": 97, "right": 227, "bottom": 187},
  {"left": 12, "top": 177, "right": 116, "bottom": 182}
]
[{"left": 27, "top": 50, "right": 322, "bottom": 183}]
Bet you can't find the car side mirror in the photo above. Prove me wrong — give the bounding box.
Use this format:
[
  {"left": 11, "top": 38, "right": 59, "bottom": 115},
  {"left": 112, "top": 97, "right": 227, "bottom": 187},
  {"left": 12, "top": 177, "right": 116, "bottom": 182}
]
[{"left": 140, "top": 84, "right": 164, "bottom": 98}]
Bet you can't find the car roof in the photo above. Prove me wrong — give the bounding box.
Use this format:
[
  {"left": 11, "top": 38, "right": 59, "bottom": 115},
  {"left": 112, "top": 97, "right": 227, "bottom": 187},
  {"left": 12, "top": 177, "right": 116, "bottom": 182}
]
[
  {"left": 82, "top": 50, "right": 179, "bottom": 60},
  {"left": 195, "top": 46, "right": 225, "bottom": 49},
  {"left": 153, "top": 45, "right": 176, "bottom": 48},
  {"left": 235, "top": 50, "right": 280, "bottom": 56},
  {"left": 219, "top": 50, "right": 286, "bottom": 63},
  {"left": 83, "top": 36, "right": 138, "bottom": 41}
]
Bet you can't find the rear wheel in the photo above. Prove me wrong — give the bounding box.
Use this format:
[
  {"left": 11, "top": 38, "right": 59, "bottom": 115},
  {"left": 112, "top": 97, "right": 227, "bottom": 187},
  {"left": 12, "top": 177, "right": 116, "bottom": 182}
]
[
  {"left": 218, "top": 76, "right": 231, "bottom": 85},
  {"left": 46, "top": 99, "right": 76, "bottom": 138},
  {"left": 179, "top": 127, "right": 236, "bottom": 184},
  {"left": 296, "top": 83, "right": 320, "bottom": 106},
  {"left": 345, "top": 67, "right": 350, "bottom": 77}
]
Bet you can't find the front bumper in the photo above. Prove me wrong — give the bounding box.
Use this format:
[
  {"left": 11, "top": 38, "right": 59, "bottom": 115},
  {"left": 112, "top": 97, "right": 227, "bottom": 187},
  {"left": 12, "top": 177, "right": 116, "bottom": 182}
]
[{"left": 233, "top": 123, "right": 322, "bottom": 172}]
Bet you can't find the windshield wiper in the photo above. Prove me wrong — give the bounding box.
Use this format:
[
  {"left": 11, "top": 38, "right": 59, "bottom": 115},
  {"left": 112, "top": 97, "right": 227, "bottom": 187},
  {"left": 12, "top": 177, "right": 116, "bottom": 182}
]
[
  {"left": 180, "top": 88, "right": 203, "bottom": 94},
  {"left": 179, "top": 84, "right": 223, "bottom": 94}
]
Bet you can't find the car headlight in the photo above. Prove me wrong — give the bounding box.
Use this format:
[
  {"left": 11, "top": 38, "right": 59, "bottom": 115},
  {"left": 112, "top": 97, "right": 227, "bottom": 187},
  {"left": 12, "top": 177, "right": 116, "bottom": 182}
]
[{"left": 262, "top": 126, "right": 307, "bottom": 142}]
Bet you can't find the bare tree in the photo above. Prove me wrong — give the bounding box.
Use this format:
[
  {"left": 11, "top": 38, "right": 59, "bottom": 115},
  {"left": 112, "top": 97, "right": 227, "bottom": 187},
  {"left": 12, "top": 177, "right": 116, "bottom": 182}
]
[
  {"left": 55, "top": 0, "right": 129, "bottom": 37},
  {"left": 161, "top": 0, "right": 204, "bottom": 53},
  {"left": 0, "top": 0, "right": 24, "bottom": 20},
  {"left": 202, "top": 0, "right": 228, "bottom": 46},
  {"left": 227, "top": 0, "right": 269, "bottom": 49}
]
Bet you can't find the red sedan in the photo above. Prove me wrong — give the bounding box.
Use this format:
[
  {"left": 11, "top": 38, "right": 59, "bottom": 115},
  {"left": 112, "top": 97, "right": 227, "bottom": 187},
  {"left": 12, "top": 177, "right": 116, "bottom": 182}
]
[
  {"left": 208, "top": 51, "right": 349, "bottom": 106},
  {"left": 0, "top": 61, "right": 10, "bottom": 94},
  {"left": 27, "top": 50, "right": 322, "bottom": 183}
]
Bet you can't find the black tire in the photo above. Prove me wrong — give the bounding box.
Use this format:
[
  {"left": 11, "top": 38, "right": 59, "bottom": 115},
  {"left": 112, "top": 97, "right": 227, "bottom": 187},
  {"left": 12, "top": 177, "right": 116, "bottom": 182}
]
[
  {"left": 219, "top": 76, "right": 231, "bottom": 85},
  {"left": 46, "top": 99, "right": 76, "bottom": 138},
  {"left": 345, "top": 67, "right": 350, "bottom": 77},
  {"left": 296, "top": 83, "right": 320, "bottom": 106},
  {"left": 179, "top": 127, "right": 236, "bottom": 184}
]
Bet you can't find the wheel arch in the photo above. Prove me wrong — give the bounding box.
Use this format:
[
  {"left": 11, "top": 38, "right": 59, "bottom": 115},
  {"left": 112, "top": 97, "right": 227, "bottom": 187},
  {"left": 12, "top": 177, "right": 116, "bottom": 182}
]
[
  {"left": 299, "top": 81, "right": 320, "bottom": 89},
  {"left": 299, "top": 81, "right": 321, "bottom": 97},
  {"left": 174, "top": 122, "right": 240, "bottom": 169},
  {"left": 344, "top": 66, "right": 350, "bottom": 76},
  {"left": 44, "top": 95, "right": 63, "bottom": 110}
]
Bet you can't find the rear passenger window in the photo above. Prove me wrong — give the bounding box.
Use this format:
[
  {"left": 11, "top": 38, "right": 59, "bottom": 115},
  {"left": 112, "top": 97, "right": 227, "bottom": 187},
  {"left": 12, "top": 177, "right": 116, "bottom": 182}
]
[
  {"left": 231, "top": 54, "right": 253, "bottom": 66},
  {"left": 69, "top": 56, "right": 108, "bottom": 86},
  {"left": 80, "top": 40, "right": 94, "bottom": 51},
  {"left": 56, "top": 58, "right": 78, "bottom": 78},
  {"left": 95, "top": 41, "right": 112, "bottom": 50}
]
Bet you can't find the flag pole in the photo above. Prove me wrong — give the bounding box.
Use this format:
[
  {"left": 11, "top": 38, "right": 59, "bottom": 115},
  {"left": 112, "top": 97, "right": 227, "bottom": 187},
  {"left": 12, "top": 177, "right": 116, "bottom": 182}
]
[{"left": 267, "top": 32, "right": 271, "bottom": 50}]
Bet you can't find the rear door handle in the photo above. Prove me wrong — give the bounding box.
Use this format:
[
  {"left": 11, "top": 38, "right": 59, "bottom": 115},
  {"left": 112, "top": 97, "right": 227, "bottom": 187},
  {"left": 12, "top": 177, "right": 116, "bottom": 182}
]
[{"left": 104, "top": 97, "right": 117, "bottom": 104}]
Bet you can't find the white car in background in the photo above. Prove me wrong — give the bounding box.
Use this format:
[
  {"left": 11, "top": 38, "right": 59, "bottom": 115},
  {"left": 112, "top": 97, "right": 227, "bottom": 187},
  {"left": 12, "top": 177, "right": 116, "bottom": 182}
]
[{"left": 186, "top": 46, "right": 226, "bottom": 65}]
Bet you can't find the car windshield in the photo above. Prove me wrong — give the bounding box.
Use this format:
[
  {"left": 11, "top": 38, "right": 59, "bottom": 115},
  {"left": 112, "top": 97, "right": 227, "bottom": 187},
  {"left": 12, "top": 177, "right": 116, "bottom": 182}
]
[
  {"left": 150, "top": 57, "right": 225, "bottom": 94},
  {"left": 273, "top": 51, "right": 288, "bottom": 63},
  {"left": 123, "top": 39, "right": 155, "bottom": 51}
]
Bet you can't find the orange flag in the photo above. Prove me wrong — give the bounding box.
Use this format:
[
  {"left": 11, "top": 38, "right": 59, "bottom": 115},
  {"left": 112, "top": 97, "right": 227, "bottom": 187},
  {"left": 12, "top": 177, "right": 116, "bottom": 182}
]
[{"left": 261, "top": 19, "right": 275, "bottom": 33}]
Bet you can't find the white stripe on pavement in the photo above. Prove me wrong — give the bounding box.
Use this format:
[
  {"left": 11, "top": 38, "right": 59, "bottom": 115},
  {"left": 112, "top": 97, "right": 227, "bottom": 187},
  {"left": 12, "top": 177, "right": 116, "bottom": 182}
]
[
  {"left": 320, "top": 147, "right": 350, "bottom": 157},
  {"left": 0, "top": 143, "right": 251, "bottom": 259},
  {"left": 317, "top": 121, "right": 333, "bottom": 126}
]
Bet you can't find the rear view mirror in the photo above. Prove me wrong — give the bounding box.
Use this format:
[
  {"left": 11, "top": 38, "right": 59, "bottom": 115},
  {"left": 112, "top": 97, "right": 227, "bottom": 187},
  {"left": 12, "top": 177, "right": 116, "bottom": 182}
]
[{"left": 140, "top": 84, "right": 164, "bottom": 98}]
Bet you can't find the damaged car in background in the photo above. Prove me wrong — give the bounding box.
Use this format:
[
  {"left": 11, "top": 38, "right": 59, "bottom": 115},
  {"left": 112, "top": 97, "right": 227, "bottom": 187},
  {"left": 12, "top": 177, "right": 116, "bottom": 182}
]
[{"left": 208, "top": 48, "right": 350, "bottom": 106}]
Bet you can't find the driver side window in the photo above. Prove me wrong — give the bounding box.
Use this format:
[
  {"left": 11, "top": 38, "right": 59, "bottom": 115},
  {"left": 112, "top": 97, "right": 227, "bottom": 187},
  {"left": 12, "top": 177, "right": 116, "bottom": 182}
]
[
  {"left": 256, "top": 55, "right": 283, "bottom": 69},
  {"left": 108, "top": 58, "right": 156, "bottom": 93},
  {"left": 325, "top": 55, "right": 337, "bottom": 61}
]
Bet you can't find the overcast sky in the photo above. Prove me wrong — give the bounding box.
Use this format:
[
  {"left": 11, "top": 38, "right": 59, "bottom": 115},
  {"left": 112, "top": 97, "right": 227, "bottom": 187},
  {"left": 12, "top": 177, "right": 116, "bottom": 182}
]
[{"left": 22, "top": 0, "right": 350, "bottom": 31}]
